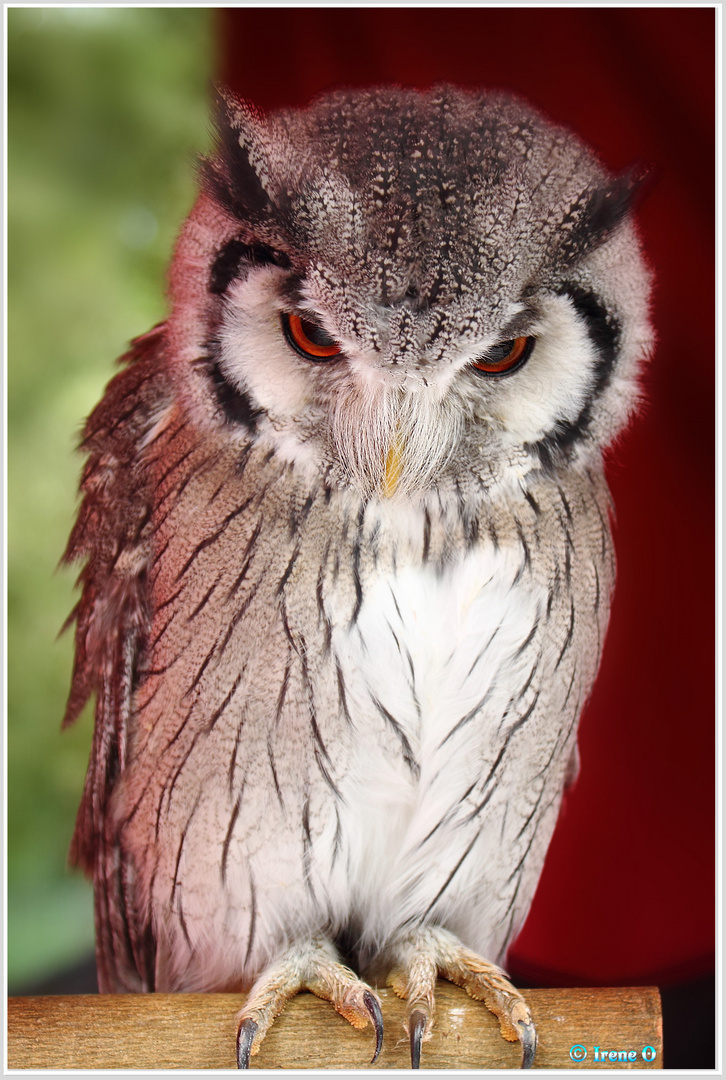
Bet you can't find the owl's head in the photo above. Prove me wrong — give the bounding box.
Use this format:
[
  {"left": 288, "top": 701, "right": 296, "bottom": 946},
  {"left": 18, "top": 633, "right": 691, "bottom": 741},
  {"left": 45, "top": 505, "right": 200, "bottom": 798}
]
[{"left": 166, "top": 85, "right": 653, "bottom": 502}]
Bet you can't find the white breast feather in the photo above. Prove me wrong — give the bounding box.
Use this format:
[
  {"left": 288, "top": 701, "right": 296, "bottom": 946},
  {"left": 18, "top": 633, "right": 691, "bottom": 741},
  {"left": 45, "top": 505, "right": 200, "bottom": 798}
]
[{"left": 330, "top": 539, "right": 548, "bottom": 949}]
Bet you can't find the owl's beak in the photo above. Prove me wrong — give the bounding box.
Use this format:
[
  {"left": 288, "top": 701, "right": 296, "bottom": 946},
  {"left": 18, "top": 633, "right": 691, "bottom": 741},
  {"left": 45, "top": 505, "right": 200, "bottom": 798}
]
[{"left": 382, "top": 431, "right": 404, "bottom": 498}]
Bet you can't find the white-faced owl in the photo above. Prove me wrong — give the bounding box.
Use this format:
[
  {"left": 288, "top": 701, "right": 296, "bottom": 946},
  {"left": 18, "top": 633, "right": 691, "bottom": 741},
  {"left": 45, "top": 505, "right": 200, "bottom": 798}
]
[{"left": 64, "top": 84, "right": 653, "bottom": 1068}]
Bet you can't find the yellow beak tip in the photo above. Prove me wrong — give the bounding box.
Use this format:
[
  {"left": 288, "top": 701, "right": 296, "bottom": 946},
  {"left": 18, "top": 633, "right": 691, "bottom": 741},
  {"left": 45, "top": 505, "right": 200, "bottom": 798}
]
[{"left": 383, "top": 440, "right": 404, "bottom": 498}]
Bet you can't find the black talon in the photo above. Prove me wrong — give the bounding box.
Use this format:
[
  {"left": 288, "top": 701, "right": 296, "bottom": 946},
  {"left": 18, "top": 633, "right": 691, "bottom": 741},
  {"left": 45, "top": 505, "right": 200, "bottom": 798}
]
[
  {"left": 518, "top": 1019, "right": 537, "bottom": 1069},
  {"left": 409, "top": 1009, "right": 427, "bottom": 1070},
  {"left": 236, "top": 1018, "right": 258, "bottom": 1069},
  {"left": 363, "top": 989, "right": 384, "bottom": 1064}
]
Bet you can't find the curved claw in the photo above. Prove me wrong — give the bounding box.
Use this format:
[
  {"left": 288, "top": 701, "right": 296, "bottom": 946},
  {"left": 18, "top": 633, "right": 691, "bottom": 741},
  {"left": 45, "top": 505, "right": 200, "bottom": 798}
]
[
  {"left": 363, "top": 989, "right": 384, "bottom": 1063},
  {"left": 236, "top": 1018, "right": 259, "bottom": 1069},
  {"left": 518, "top": 1019, "right": 537, "bottom": 1069},
  {"left": 409, "top": 1009, "right": 427, "bottom": 1070}
]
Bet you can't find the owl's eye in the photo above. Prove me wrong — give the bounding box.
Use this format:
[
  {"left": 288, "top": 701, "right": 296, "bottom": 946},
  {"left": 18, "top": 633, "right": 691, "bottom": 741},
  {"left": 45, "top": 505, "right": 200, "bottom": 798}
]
[
  {"left": 471, "top": 336, "right": 534, "bottom": 376},
  {"left": 281, "top": 313, "right": 343, "bottom": 362}
]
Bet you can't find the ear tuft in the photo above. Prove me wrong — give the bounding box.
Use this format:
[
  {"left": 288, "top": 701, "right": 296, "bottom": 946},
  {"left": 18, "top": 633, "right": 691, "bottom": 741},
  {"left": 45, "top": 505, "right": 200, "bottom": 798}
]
[
  {"left": 202, "top": 85, "right": 274, "bottom": 220},
  {"left": 558, "top": 163, "right": 654, "bottom": 266},
  {"left": 585, "top": 163, "right": 653, "bottom": 239}
]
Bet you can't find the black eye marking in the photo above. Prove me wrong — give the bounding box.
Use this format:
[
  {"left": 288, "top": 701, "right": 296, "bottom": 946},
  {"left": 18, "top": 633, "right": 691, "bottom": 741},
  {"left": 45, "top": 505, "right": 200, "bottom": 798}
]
[
  {"left": 525, "top": 285, "right": 622, "bottom": 470},
  {"left": 209, "top": 239, "right": 291, "bottom": 295},
  {"left": 208, "top": 360, "right": 262, "bottom": 430},
  {"left": 558, "top": 284, "right": 620, "bottom": 367},
  {"left": 200, "top": 337, "right": 262, "bottom": 431}
]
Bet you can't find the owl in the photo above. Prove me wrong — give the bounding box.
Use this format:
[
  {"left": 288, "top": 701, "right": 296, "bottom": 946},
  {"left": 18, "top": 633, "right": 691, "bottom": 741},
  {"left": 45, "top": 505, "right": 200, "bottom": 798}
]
[{"left": 63, "top": 84, "right": 652, "bottom": 1069}]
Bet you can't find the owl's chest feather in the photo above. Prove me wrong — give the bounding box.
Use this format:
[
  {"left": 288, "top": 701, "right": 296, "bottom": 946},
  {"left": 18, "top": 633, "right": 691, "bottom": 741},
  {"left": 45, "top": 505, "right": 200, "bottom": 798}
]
[
  {"left": 128, "top": 457, "right": 609, "bottom": 963},
  {"left": 325, "top": 538, "right": 552, "bottom": 919},
  {"left": 334, "top": 541, "right": 545, "bottom": 762}
]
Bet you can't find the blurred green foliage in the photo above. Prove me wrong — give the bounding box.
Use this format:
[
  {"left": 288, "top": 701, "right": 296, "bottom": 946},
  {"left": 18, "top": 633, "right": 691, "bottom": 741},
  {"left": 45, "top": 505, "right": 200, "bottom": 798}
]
[{"left": 7, "top": 6, "right": 214, "bottom": 989}]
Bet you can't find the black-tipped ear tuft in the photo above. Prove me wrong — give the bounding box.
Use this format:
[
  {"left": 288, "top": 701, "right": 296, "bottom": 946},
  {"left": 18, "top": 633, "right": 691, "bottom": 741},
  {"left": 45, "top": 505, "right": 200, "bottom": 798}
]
[
  {"left": 559, "top": 162, "right": 654, "bottom": 266},
  {"left": 585, "top": 163, "right": 653, "bottom": 240},
  {"left": 202, "top": 85, "right": 273, "bottom": 221}
]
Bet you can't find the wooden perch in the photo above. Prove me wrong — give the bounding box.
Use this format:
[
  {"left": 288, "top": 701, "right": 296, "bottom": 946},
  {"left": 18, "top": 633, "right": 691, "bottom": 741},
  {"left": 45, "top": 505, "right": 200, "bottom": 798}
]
[{"left": 8, "top": 983, "right": 662, "bottom": 1070}]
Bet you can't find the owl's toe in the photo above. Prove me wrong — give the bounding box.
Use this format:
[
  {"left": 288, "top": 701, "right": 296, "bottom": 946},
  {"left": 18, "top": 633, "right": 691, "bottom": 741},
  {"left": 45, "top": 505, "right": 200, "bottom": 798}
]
[
  {"left": 408, "top": 1009, "right": 427, "bottom": 1069},
  {"left": 389, "top": 925, "right": 537, "bottom": 1069},
  {"left": 362, "top": 989, "right": 385, "bottom": 1062},
  {"left": 235, "top": 936, "right": 383, "bottom": 1068},
  {"left": 519, "top": 1018, "right": 537, "bottom": 1069},
  {"left": 236, "top": 1018, "right": 258, "bottom": 1069}
]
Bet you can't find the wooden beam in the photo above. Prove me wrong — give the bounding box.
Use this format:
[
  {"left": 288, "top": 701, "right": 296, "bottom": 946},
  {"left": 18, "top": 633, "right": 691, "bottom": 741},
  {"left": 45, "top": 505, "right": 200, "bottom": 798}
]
[{"left": 8, "top": 983, "right": 663, "bottom": 1070}]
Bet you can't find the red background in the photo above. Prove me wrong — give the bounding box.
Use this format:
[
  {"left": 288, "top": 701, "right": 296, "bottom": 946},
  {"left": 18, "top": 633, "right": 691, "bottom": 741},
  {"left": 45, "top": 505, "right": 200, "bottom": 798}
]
[{"left": 218, "top": 8, "right": 715, "bottom": 989}]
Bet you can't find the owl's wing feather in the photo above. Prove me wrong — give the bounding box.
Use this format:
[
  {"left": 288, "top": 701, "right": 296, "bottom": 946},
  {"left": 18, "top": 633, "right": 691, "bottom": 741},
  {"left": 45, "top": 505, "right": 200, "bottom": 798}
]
[{"left": 63, "top": 323, "right": 170, "bottom": 991}]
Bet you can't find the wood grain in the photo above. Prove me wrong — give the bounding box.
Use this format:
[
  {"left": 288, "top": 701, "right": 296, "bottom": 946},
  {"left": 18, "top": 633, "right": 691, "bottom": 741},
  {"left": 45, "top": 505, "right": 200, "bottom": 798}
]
[{"left": 8, "top": 984, "right": 663, "bottom": 1069}]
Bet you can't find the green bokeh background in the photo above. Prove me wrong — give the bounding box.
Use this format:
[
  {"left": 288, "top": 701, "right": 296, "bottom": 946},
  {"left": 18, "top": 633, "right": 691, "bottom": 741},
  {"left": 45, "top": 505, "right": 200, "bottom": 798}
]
[{"left": 7, "top": 7, "right": 215, "bottom": 989}]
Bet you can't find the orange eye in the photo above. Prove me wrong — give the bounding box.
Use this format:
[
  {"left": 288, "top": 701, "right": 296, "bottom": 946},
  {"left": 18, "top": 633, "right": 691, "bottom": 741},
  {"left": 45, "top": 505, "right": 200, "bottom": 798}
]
[
  {"left": 472, "top": 336, "right": 534, "bottom": 376},
  {"left": 281, "top": 313, "right": 343, "bottom": 362}
]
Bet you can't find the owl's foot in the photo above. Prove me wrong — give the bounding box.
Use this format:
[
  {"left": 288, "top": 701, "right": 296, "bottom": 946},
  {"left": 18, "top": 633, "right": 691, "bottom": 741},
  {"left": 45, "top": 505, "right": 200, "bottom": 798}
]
[
  {"left": 388, "top": 926, "right": 536, "bottom": 1070},
  {"left": 235, "top": 936, "right": 383, "bottom": 1068}
]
